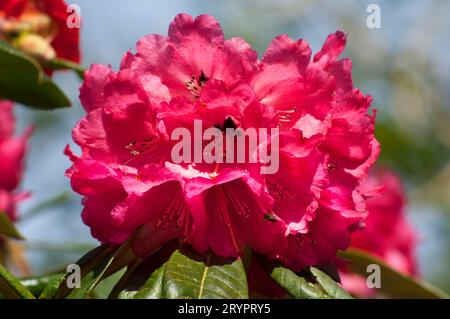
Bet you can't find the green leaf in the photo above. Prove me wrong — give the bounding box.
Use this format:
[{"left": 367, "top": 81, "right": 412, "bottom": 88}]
[
  {"left": 270, "top": 265, "right": 352, "bottom": 299},
  {"left": 309, "top": 267, "right": 352, "bottom": 299},
  {"left": 106, "top": 258, "right": 142, "bottom": 299},
  {"left": 93, "top": 268, "right": 127, "bottom": 299},
  {"left": 133, "top": 264, "right": 166, "bottom": 299},
  {"left": 39, "top": 274, "right": 65, "bottom": 299},
  {"left": 111, "top": 240, "right": 180, "bottom": 299},
  {"left": 118, "top": 290, "right": 138, "bottom": 299},
  {"left": 0, "top": 264, "right": 35, "bottom": 299},
  {"left": 20, "top": 274, "right": 62, "bottom": 297},
  {"left": 55, "top": 244, "right": 112, "bottom": 298},
  {"left": 339, "top": 248, "right": 449, "bottom": 299},
  {"left": 66, "top": 248, "right": 127, "bottom": 299},
  {"left": 0, "top": 211, "right": 24, "bottom": 240},
  {"left": 65, "top": 258, "right": 116, "bottom": 299},
  {"left": 0, "top": 41, "right": 70, "bottom": 110},
  {"left": 271, "top": 266, "right": 327, "bottom": 299},
  {"left": 56, "top": 242, "right": 135, "bottom": 299},
  {"left": 161, "top": 247, "right": 248, "bottom": 299}
]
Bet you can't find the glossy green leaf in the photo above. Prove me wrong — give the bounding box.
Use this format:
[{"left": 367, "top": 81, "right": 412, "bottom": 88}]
[
  {"left": 65, "top": 257, "right": 116, "bottom": 299},
  {"left": 39, "top": 274, "right": 65, "bottom": 299},
  {"left": 0, "top": 211, "right": 24, "bottom": 240},
  {"left": 20, "top": 274, "right": 62, "bottom": 297},
  {"left": 55, "top": 241, "right": 135, "bottom": 299},
  {"left": 66, "top": 245, "right": 132, "bottom": 299},
  {"left": 133, "top": 264, "right": 166, "bottom": 299},
  {"left": 161, "top": 247, "right": 248, "bottom": 299},
  {"left": 0, "top": 41, "right": 70, "bottom": 109},
  {"left": 310, "top": 267, "right": 352, "bottom": 299},
  {"left": 271, "top": 265, "right": 352, "bottom": 299},
  {"left": 118, "top": 290, "right": 138, "bottom": 299},
  {"left": 271, "top": 266, "right": 327, "bottom": 299},
  {"left": 93, "top": 268, "right": 127, "bottom": 299},
  {"left": 112, "top": 240, "right": 180, "bottom": 299},
  {"left": 106, "top": 258, "right": 142, "bottom": 299},
  {"left": 55, "top": 244, "right": 112, "bottom": 298},
  {"left": 339, "top": 248, "right": 449, "bottom": 299},
  {"left": 0, "top": 264, "right": 35, "bottom": 299}
]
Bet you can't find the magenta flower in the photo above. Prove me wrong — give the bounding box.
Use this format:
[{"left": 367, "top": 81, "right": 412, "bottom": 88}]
[
  {"left": 0, "top": 100, "right": 31, "bottom": 222},
  {"left": 340, "top": 169, "right": 418, "bottom": 296},
  {"left": 351, "top": 170, "right": 418, "bottom": 274},
  {"left": 66, "top": 14, "right": 379, "bottom": 270}
]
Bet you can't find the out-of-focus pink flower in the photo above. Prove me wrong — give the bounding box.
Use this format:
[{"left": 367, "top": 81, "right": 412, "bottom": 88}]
[
  {"left": 340, "top": 169, "right": 418, "bottom": 297},
  {"left": 0, "top": 100, "right": 31, "bottom": 222},
  {"left": 0, "top": 0, "right": 80, "bottom": 65},
  {"left": 66, "top": 14, "right": 379, "bottom": 270}
]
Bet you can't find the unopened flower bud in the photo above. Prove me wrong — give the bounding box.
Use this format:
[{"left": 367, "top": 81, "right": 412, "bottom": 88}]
[
  {"left": 20, "top": 12, "right": 55, "bottom": 40},
  {"left": 15, "top": 33, "right": 56, "bottom": 60}
]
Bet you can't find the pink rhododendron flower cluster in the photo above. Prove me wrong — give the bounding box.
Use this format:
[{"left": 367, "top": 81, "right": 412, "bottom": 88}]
[
  {"left": 340, "top": 169, "right": 418, "bottom": 296},
  {"left": 66, "top": 14, "right": 379, "bottom": 270},
  {"left": 0, "top": 100, "right": 30, "bottom": 223}
]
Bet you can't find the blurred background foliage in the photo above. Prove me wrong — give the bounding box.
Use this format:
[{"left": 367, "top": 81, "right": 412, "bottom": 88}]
[{"left": 13, "top": 0, "right": 450, "bottom": 293}]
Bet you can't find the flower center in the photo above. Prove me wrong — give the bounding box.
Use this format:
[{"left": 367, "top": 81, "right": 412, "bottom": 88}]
[
  {"left": 214, "top": 116, "right": 238, "bottom": 131},
  {"left": 125, "top": 138, "right": 156, "bottom": 156},
  {"left": 184, "top": 70, "right": 209, "bottom": 98},
  {"left": 122, "top": 135, "right": 161, "bottom": 166},
  {"left": 207, "top": 116, "right": 240, "bottom": 174}
]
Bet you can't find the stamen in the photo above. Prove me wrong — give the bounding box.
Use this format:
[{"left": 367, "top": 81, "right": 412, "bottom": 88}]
[
  {"left": 155, "top": 192, "right": 186, "bottom": 232},
  {"left": 327, "top": 163, "right": 338, "bottom": 171},
  {"left": 198, "top": 70, "right": 208, "bottom": 86},
  {"left": 122, "top": 136, "right": 160, "bottom": 166},
  {"left": 267, "top": 179, "right": 296, "bottom": 201},
  {"left": 216, "top": 188, "right": 241, "bottom": 253},
  {"left": 293, "top": 232, "right": 317, "bottom": 248},
  {"left": 267, "top": 178, "right": 297, "bottom": 214},
  {"left": 125, "top": 137, "right": 156, "bottom": 156},
  {"left": 277, "top": 107, "right": 297, "bottom": 124},
  {"left": 184, "top": 70, "right": 209, "bottom": 98},
  {"left": 263, "top": 212, "right": 279, "bottom": 223}
]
